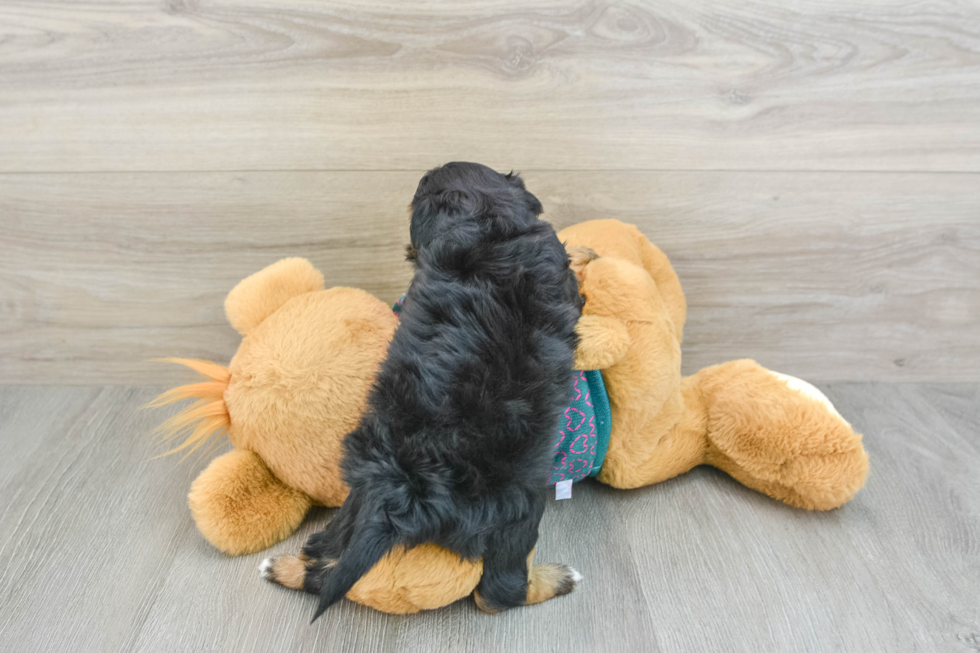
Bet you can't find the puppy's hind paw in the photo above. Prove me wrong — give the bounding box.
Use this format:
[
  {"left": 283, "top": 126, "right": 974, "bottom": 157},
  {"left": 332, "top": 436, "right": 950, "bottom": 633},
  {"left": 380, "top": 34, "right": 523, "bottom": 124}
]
[
  {"left": 554, "top": 565, "right": 581, "bottom": 596},
  {"left": 259, "top": 557, "right": 275, "bottom": 580},
  {"left": 526, "top": 563, "right": 581, "bottom": 604},
  {"left": 259, "top": 554, "right": 308, "bottom": 591}
]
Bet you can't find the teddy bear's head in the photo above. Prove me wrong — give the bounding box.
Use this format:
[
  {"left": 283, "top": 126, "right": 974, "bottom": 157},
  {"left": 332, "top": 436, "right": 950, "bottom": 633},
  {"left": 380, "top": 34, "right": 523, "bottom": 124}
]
[{"left": 155, "top": 258, "right": 399, "bottom": 507}]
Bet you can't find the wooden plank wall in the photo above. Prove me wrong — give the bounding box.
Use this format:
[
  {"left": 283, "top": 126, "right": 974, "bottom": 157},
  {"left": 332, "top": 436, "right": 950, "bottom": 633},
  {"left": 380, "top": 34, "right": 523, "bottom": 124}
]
[{"left": 1, "top": 0, "right": 978, "bottom": 383}]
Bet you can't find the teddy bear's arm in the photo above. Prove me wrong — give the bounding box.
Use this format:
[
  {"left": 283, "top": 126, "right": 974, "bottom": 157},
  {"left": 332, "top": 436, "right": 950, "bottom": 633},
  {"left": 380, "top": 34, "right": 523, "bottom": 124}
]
[
  {"left": 224, "top": 258, "right": 324, "bottom": 335},
  {"left": 574, "top": 315, "right": 631, "bottom": 370},
  {"left": 188, "top": 449, "right": 312, "bottom": 555}
]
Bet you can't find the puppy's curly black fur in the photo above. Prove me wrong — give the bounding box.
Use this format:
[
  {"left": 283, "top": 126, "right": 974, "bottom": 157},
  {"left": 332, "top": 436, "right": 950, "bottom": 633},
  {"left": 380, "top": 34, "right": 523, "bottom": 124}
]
[{"left": 300, "top": 162, "right": 582, "bottom": 619}]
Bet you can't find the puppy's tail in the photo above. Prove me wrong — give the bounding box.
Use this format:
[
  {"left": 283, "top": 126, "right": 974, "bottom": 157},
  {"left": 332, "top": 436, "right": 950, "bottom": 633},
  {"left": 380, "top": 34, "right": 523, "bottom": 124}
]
[{"left": 311, "top": 503, "right": 398, "bottom": 621}]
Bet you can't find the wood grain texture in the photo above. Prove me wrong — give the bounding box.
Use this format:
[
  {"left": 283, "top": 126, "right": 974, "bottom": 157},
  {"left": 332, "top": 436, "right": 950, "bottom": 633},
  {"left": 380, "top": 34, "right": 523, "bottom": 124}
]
[
  {"left": 1, "top": 171, "right": 977, "bottom": 384},
  {"left": 0, "top": 383, "right": 977, "bottom": 652},
  {"left": 1, "top": 0, "right": 979, "bottom": 172}
]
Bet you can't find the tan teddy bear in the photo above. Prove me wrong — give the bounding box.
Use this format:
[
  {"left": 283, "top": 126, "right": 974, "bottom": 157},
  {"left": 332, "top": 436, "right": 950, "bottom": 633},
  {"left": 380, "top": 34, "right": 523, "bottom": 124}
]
[{"left": 153, "top": 219, "right": 868, "bottom": 614}]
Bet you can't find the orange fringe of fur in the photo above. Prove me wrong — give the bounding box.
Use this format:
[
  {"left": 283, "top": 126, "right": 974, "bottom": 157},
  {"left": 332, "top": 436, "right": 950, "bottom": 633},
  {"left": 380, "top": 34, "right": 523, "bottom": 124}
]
[{"left": 146, "top": 358, "right": 231, "bottom": 458}]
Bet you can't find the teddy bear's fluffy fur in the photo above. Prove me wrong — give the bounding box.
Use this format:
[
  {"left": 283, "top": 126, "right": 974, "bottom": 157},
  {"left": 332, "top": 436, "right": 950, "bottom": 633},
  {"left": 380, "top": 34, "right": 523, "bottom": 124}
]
[
  {"left": 559, "top": 221, "right": 868, "bottom": 508},
  {"left": 152, "top": 219, "right": 869, "bottom": 614}
]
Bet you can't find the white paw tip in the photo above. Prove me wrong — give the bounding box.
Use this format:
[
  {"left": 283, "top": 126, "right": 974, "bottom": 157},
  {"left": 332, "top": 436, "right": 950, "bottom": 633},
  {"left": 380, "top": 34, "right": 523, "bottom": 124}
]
[
  {"left": 570, "top": 568, "right": 584, "bottom": 583},
  {"left": 259, "top": 557, "right": 274, "bottom": 578}
]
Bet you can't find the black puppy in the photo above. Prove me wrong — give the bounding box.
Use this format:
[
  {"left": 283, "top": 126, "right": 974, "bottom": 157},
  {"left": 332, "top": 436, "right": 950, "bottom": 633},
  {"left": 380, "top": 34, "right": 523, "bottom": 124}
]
[{"left": 263, "top": 162, "right": 582, "bottom": 618}]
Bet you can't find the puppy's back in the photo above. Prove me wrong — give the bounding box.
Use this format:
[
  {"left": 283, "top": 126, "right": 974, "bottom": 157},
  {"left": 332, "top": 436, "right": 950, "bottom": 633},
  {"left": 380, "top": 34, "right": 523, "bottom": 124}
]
[{"left": 310, "top": 164, "right": 581, "bottom": 618}]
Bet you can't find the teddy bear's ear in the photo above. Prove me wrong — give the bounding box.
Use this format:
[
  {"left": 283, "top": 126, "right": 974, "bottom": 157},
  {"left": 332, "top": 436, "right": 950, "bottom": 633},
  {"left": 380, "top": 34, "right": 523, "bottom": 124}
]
[{"left": 224, "top": 258, "right": 324, "bottom": 335}]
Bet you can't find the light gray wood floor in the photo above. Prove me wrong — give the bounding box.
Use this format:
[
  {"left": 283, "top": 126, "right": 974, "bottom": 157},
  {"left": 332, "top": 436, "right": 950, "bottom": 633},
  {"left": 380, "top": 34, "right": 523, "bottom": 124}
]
[{"left": 0, "top": 383, "right": 977, "bottom": 653}]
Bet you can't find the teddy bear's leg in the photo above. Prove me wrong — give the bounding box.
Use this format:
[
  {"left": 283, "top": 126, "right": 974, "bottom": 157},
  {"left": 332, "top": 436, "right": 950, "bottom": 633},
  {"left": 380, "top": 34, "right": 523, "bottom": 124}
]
[
  {"left": 692, "top": 360, "right": 870, "bottom": 510},
  {"left": 189, "top": 449, "right": 312, "bottom": 555}
]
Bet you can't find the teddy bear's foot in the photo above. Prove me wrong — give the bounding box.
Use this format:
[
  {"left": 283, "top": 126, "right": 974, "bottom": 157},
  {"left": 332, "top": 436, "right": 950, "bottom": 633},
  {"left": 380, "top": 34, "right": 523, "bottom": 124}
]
[
  {"left": 695, "top": 360, "right": 870, "bottom": 510},
  {"left": 189, "top": 450, "right": 313, "bottom": 555}
]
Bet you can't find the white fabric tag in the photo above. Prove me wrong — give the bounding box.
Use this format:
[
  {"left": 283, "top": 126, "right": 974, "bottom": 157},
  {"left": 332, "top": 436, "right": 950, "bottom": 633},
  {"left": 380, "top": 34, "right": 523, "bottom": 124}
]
[{"left": 555, "top": 479, "right": 573, "bottom": 500}]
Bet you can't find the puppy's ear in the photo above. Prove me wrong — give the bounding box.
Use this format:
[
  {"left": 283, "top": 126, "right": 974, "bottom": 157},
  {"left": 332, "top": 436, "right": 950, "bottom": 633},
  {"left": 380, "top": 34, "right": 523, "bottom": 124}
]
[
  {"left": 522, "top": 189, "right": 543, "bottom": 217},
  {"left": 504, "top": 172, "right": 542, "bottom": 217},
  {"left": 409, "top": 195, "right": 441, "bottom": 251}
]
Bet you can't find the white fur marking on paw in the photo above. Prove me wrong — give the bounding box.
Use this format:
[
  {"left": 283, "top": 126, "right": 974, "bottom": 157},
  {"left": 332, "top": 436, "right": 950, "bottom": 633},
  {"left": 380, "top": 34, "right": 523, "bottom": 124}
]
[
  {"left": 569, "top": 568, "right": 583, "bottom": 583},
  {"left": 259, "top": 557, "right": 274, "bottom": 579},
  {"left": 770, "top": 371, "right": 848, "bottom": 424}
]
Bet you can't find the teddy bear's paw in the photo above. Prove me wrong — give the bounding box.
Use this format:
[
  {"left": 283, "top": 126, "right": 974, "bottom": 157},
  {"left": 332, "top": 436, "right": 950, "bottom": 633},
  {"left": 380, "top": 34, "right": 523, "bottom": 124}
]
[
  {"left": 567, "top": 246, "right": 600, "bottom": 286},
  {"left": 768, "top": 371, "right": 849, "bottom": 425}
]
